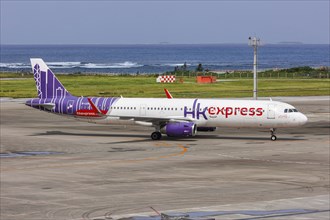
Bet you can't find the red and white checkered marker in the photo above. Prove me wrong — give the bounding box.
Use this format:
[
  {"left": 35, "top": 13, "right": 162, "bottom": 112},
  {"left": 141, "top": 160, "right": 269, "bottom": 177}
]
[{"left": 156, "top": 75, "right": 176, "bottom": 83}]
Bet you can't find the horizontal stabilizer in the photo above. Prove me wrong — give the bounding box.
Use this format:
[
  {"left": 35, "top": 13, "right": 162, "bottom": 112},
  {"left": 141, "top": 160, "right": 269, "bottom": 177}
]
[
  {"left": 87, "top": 98, "right": 106, "bottom": 117},
  {"left": 30, "top": 103, "right": 55, "bottom": 111}
]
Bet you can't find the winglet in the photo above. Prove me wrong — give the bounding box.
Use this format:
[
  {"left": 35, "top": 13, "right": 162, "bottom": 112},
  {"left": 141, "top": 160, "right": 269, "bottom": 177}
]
[
  {"left": 164, "top": 88, "right": 173, "bottom": 99},
  {"left": 87, "top": 98, "right": 105, "bottom": 116}
]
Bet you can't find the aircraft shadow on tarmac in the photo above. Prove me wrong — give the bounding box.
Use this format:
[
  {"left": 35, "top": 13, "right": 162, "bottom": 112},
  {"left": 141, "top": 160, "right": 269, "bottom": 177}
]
[{"left": 30, "top": 130, "right": 305, "bottom": 144}]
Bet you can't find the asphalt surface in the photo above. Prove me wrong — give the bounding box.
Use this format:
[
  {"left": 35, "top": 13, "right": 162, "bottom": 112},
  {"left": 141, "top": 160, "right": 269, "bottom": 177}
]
[{"left": 0, "top": 96, "right": 329, "bottom": 220}]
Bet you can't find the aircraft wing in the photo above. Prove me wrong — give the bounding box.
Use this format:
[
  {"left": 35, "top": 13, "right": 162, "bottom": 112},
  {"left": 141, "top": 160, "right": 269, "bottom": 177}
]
[
  {"left": 109, "top": 115, "right": 195, "bottom": 126},
  {"left": 164, "top": 88, "right": 173, "bottom": 99},
  {"left": 86, "top": 98, "right": 108, "bottom": 118}
]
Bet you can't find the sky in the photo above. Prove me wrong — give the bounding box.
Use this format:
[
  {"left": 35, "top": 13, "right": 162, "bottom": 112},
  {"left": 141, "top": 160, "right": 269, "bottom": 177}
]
[{"left": 1, "top": 0, "right": 329, "bottom": 44}]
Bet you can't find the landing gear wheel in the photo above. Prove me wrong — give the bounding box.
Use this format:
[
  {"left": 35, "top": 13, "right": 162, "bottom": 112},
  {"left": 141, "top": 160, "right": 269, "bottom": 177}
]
[
  {"left": 270, "top": 128, "right": 277, "bottom": 141},
  {"left": 151, "top": 131, "right": 162, "bottom": 140},
  {"left": 271, "top": 135, "right": 277, "bottom": 141}
]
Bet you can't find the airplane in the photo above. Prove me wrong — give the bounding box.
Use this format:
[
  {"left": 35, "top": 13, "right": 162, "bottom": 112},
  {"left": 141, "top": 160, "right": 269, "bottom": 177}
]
[{"left": 26, "top": 58, "right": 308, "bottom": 141}]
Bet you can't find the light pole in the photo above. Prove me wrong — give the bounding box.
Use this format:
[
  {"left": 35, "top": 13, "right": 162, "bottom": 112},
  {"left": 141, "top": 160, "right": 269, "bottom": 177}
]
[{"left": 249, "top": 36, "right": 261, "bottom": 100}]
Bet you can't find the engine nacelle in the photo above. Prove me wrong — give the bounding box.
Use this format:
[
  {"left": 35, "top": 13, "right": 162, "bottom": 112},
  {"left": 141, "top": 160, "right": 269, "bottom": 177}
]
[
  {"left": 197, "top": 127, "right": 216, "bottom": 132},
  {"left": 160, "top": 122, "right": 197, "bottom": 137}
]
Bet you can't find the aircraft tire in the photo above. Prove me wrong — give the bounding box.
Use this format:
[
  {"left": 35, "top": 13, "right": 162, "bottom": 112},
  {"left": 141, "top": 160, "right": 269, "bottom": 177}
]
[
  {"left": 151, "top": 131, "right": 162, "bottom": 140},
  {"left": 271, "top": 135, "right": 277, "bottom": 141}
]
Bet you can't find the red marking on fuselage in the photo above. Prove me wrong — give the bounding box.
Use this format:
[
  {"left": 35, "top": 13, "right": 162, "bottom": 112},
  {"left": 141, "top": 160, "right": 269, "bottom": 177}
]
[
  {"left": 207, "top": 106, "right": 263, "bottom": 118},
  {"left": 76, "top": 109, "right": 107, "bottom": 117}
]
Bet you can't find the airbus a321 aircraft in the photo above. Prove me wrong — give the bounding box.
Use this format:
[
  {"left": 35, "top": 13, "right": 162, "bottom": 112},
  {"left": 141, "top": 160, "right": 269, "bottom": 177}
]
[{"left": 26, "top": 59, "right": 308, "bottom": 141}]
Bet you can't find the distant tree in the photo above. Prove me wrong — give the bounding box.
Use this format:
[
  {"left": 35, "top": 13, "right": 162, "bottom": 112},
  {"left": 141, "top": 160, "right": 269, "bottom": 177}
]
[
  {"left": 183, "top": 62, "right": 187, "bottom": 71},
  {"left": 196, "top": 63, "right": 203, "bottom": 72}
]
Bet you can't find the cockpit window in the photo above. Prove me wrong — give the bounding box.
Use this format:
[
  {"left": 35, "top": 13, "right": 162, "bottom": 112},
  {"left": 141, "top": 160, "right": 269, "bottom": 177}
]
[{"left": 284, "top": 108, "right": 298, "bottom": 113}]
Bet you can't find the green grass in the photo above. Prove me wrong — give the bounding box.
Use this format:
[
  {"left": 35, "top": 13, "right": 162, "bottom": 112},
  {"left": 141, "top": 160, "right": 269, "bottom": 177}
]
[{"left": 1, "top": 73, "right": 329, "bottom": 98}]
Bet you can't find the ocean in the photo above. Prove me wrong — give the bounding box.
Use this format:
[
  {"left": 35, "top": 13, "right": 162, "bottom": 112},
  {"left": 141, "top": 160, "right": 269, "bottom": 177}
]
[{"left": 0, "top": 44, "right": 329, "bottom": 74}]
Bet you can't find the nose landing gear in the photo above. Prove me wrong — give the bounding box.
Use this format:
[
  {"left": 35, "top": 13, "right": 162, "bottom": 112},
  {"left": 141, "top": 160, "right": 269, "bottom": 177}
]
[{"left": 270, "top": 128, "right": 277, "bottom": 141}]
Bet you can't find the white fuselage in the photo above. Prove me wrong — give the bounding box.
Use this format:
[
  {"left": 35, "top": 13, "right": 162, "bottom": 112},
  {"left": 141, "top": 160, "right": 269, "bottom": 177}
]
[
  {"left": 27, "top": 58, "right": 309, "bottom": 140},
  {"left": 84, "top": 98, "right": 307, "bottom": 129}
]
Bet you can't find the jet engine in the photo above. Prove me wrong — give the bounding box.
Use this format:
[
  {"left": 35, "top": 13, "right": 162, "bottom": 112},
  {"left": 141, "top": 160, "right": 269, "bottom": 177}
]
[{"left": 160, "top": 122, "right": 197, "bottom": 137}]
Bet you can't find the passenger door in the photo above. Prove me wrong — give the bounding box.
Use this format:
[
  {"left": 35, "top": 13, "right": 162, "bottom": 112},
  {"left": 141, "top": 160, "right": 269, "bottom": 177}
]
[
  {"left": 140, "top": 104, "right": 146, "bottom": 116},
  {"left": 267, "top": 104, "right": 276, "bottom": 119}
]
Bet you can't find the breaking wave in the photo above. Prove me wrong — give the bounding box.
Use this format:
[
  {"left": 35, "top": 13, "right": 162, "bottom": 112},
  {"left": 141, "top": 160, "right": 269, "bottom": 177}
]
[
  {"left": 47, "top": 62, "right": 81, "bottom": 68},
  {"left": 163, "top": 63, "right": 191, "bottom": 67},
  {"left": 0, "top": 63, "right": 30, "bottom": 69},
  {"left": 149, "top": 63, "right": 192, "bottom": 67},
  {"left": 81, "top": 61, "right": 143, "bottom": 69}
]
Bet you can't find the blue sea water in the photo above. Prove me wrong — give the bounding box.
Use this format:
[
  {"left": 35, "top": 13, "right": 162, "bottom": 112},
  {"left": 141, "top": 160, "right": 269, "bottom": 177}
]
[{"left": 0, "top": 44, "right": 329, "bottom": 74}]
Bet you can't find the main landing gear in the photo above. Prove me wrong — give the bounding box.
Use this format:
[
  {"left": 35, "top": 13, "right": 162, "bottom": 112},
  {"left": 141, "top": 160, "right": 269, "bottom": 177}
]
[
  {"left": 270, "top": 128, "right": 277, "bottom": 141},
  {"left": 151, "top": 131, "right": 162, "bottom": 140}
]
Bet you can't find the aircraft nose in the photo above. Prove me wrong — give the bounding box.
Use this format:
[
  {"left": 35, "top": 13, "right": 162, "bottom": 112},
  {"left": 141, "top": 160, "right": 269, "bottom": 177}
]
[{"left": 299, "top": 113, "right": 308, "bottom": 125}]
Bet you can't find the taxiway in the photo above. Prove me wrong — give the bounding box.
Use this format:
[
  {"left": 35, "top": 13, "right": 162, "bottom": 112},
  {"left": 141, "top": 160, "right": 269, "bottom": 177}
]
[{"left": 1, "top": 96, "right": 329, "bottom": 220}]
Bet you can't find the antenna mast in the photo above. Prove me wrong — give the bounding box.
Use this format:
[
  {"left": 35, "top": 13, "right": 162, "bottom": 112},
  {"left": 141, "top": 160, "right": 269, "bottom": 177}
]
[{"left": 248, "top": 36, "right": 261, "bottom": 100}]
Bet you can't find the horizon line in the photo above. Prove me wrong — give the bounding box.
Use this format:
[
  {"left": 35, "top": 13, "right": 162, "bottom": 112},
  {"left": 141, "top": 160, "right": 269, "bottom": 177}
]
[{"left": 1, "top": 42, "right": 329, "bottom": 46}]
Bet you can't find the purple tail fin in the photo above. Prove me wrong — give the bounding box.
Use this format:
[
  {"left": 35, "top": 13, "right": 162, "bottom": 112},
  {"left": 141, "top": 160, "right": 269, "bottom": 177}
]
[{"left": 31, "top": 58, "right": 72, "bottom": 99}]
